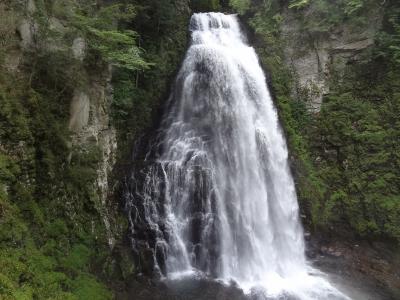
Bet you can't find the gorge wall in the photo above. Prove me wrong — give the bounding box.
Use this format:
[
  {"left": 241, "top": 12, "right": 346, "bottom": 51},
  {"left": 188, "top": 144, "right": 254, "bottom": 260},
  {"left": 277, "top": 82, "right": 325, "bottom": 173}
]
[
  {"left": 0, "top": 0, "right": 192, "bottom": 298},
  {"left": 281, "top": 3, "right": 382, "bottom": 111},
  {"left": 0, "top": 1, "right": 124, "bottom": 298}
]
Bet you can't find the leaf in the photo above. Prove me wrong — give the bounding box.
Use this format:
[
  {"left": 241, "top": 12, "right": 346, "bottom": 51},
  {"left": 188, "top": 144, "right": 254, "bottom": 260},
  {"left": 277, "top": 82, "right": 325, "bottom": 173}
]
[{"left": 288, "top": 0, "right": 310, "bottom": 9}]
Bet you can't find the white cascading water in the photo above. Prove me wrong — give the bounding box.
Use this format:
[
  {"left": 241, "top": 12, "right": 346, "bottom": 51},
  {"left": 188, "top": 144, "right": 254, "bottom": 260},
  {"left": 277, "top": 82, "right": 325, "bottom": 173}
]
[{"left": 132, "top": 12, "right": 350, "bottom": 299}]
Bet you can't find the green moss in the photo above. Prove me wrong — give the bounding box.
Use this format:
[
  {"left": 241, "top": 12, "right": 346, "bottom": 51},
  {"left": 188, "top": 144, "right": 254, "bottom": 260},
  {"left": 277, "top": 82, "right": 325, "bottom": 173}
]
[
  {"left": 0, "top": 239, "right": 113, "bottom": 299},
  {"left": 311, "top": 54, "right": 400, "bottom": 240},
  {"left": 61, "top": 244, "right": 92, "bottom": 273},
  {"left": 229, "top": 0, "right": 250, "bottom": 14},
  {"left": 191, "top": 0, "right": 221, "bottom": 12},
  {"left": 71, "top": 274, "right": 112, "bottom": 300}
]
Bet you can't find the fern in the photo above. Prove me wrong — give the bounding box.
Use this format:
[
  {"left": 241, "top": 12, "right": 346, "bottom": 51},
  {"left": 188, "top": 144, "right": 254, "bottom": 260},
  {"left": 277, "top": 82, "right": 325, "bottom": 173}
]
[
  {"left": 288, "top": 0, "right": 311, "bottom": 9},
  {"left": 71, "top": 4, "right": 151, "bottom": 70}
]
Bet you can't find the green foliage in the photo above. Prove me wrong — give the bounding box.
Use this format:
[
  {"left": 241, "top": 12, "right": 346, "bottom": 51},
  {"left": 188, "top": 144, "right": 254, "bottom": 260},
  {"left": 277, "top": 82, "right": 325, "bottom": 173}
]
[
  {"left": 112, "top": 71, "right": 152, "bottom": 133},
  {"left": 0, "top": 89, "right": 32, "bottom": 143},
  {"left": 90, "top": 29, "right": 147, "bottom": 70},
  {"left": 250, "top": 10, "right": 283, "bottom": 50},
  {"left": 71, "top": 274, "right": 112, "bottom": 300},
  {"left": 379, "top": 7, "right": 400, "bottom": 64},
  {"left": 64, "top": 244, "right": 91, "bottom": 271},
  {"left": 72, "top": 4, "right": 150, "bottom": 70},
  {"left": 191, "top": 0, "right": 221, "bottom": 12},
  {"left": 0, "top": 78, "right": 112, "bottom": 299},
  {"left": 111, "top": 0, "right": 191, "bottom": 161},
  {"left": 0, "top": 153, "right": 18, "bottom": 183},
  {"left": 229, "top": 0, "right": 251, "bottom": 14},
  {"left": 343, "top": 0, "right": 366, "bottom": 16},
  {"left": 306, "top": 1, "right": 400, "bottom": 241},
  {"left": 0, "top": 241, "right": 111, "bottom": 300},
  {"left": 289, "top": 0, "right": 311, "bottom": 10},
  {"left": 288, "top": 0, "right": 376, "bottom": 34},
  {"left": 311, "top": 57, "right": 400, "bottom": 240},
  {"left": 0, "top": 3, "right": 19, "bottom": 62}
]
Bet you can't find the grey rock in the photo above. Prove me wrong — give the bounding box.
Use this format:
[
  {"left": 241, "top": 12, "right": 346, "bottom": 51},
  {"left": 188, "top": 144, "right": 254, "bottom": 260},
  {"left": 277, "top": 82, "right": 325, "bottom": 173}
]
[
  {"left": 27, "top": 0, "right": 36, "bottom": 14},
  {"left": 18, "top": 19, "right": 37, "bottom": 48},
  {"left": 69, "top": 90, "right": 90, "bottom": 132},
  {"left": 72, "top": 37, "right": 86, "bottom": 61},
  {"left": 281, "top": 6, "right": 383, "bottom": 111},
  {"left": 69, "top": 71, "right": 118, "bottom": 248}
]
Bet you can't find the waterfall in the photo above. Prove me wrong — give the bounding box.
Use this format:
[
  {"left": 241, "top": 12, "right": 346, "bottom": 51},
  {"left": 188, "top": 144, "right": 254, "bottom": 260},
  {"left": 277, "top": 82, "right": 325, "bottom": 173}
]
[{"left": 126, "top": 12, "right": 350, "bottom": 300}]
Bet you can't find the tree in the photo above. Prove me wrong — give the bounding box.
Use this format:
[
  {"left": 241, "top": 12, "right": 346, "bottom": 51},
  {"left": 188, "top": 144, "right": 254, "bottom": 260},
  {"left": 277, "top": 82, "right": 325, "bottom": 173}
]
[{"left": 72, "top": 4, "right": 151, "bottom": 70}]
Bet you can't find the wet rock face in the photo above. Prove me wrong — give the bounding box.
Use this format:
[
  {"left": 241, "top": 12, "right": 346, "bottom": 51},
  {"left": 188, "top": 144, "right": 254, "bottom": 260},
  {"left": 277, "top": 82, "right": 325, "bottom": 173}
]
[
  {"left": 124, "top": 162, "right": 165, "bottom": 276},
  {"left": 307, "top": 237, "right": 400, "bottom": 299},
  {"left": 281, "top": 6, "right": 383, "bottom": 111},
  {"left": 120, "top": 277, "right": 249, "bottom": 300}
]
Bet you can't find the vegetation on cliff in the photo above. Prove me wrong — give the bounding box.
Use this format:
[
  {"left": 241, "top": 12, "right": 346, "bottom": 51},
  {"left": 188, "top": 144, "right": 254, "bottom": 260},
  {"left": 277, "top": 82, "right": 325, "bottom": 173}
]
[
  {"left": 230, "top": 0, "right": 400, "bottom": 243},
  {"left": 0, "top": 0, "right": 197, "bottom": 298},
  {"left": 0, "top": 1, "right": 131, "bottom": 298}
]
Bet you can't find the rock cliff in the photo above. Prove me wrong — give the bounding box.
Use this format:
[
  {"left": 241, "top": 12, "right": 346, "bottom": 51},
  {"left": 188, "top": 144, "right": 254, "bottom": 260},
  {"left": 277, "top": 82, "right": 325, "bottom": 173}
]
[{"left": 281, "top": 4, "right": 383, "bottom": 110}]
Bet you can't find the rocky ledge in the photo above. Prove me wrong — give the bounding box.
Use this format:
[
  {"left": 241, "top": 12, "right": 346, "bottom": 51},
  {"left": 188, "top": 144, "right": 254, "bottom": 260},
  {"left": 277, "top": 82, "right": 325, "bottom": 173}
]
[{"left": 307, "top": 235, "right": 400, "bottom": 300}]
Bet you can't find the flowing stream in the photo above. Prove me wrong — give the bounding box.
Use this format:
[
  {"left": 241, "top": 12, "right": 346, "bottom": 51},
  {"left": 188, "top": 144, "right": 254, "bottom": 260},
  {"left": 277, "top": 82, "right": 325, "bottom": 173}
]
[{"left": 127, "top": 12, "right": 351, "bottom": 299}]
